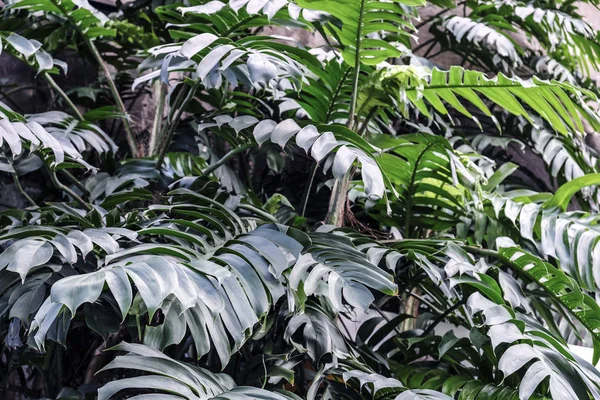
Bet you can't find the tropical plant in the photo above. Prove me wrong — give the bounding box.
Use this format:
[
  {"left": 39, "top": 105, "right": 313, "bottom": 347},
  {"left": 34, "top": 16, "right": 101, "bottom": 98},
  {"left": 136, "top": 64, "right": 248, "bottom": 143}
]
[{"left": 1, "top": 0, "right": 600, "bottom": 399}]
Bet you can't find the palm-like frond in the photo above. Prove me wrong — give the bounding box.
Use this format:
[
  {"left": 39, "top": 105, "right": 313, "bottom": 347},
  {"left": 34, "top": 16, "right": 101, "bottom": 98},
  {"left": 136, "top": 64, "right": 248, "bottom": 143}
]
[
  {"left": 296, "top": 0, "right": 422, "bottom": 66},
  {"left": 133, "top": 1, "right": 323, "bottom": 93},
  {"left": 317, "top": 232, "right": 600, "bottom": 399},
  {"left": 168, "top": 0, "right": 306, "bottom": 34},
  {"left": 8, "top": 0, "right": 114, "bottom": 40},
  {"left": 393, "top": 239, "right": 600, "bottom": 399},
  {"left": 341, "top": 370, "right": 452, "bottom": 399},
  {"left": 176, "top": 0, "right": 305, "bottom": 22},
  {"left": 511, "top": 3, "right": 600, "bottom": 73},
  {"left": 525, "top": 119, "right": 598, "bottom": 185},
  {"left": 533, "top": 56, "right": 577, "bottom": 84},
  {"left": 202, "top": 115, "right": 391, "bottom": 199},
  {"left": 495, "top": 242, "right": 600, "bottom": 362},
  {"left": 478, "top": 187, "right": 600, "bottom": 290},
  {"left": 377, "top": 65, "right": 600, "bottom": 135},
  {"left": 28, "top": 111, "right": 117, "bottom": 155},
  {"left": 441, "top": 16, "right": 522, "bottom": 69},
  {"left": 3, "top": 189, "right": 395, "bottom": 367},
  {"left": 0, "top": 103, "right": 113, "bottom": 168},
  {"left": 367, "top": 134, "right": 478, "bottom": 235},
  {"left": 283, "top": 59, "right": 354, "bottom": 124},
  {"left": 0, "top": 32, "right": 68, "bottom": 74},
  {"left": 97, "top": 342, "right": 299, "bottom": 400}
]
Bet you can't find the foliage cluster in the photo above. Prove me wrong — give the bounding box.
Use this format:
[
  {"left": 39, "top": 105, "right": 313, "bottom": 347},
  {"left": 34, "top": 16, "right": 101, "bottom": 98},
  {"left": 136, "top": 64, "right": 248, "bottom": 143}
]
[{"left": 2, "top": 0, "right": 600, "bottom": 398}]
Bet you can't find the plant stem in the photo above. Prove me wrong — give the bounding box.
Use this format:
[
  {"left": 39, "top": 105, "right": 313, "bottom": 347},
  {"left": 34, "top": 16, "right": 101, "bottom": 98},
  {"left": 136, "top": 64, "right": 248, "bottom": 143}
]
[
  {"left": 326, "top": 0, "right": 366, "bottom": 227},
  {"left": 46, "top": 165, "right": 91, "bottom": 211},
  {"left": 326, "top": 174, "right": 352, "bottom": 226},
  {"left": 50, "top": 0, "right": 139, "bottom": 156},
  {"left": 408, "top": 292, "right": 443, "bottom": 314},
  {"left": 11, "top": 173, "right": 37, "bottom": 207},
  {"left": 325, "top": 0, "right": 365, "bottom": 227},
  {"left": 400, "top": 289, "right": 420, "bottom": 331},
  {"left": 325, "top": 68, "right": 352, "bottom": 123},
  {"left": 239, "top": 151, "right": 253, "bottom": 192},
  {"left": 154, "top": 83, "right": 187, "bottom": 155},
  {"left": 149, "top": 81, "right": 167, "bottom": 156},
  {"left": 354, "top": 90, "right": 376, "bottom": 126},
  {"left": 357, "top": 106, "right": 378, "bottom": 136},
  {"left": 42, "top": 72, "right": 84, "bottom": 120},
  {"left": 373, "top": 304, "right": 403, "bottom": 335},
  {"left": 412, "top": 38, "right": 436, "bottom": 54},
  {"left": 200, "top": 142, "right": 256, "bottom": 178},
  {"left": 301, "top": 162, "right": 319, "bottom": 217},
  {"left": 422, "top": 40, "right": 439, "bottom": 59},
  {"left": 84, "top": 37, "right": 139, "bottom": 157},
  {"left": 421, "top": 298, "right": 465, "bottom": 336},
  {"left": 60, "top": 170, "right": 89, "bottom": 196},
  {"left": 50, "top": 0, "right": 139, "bottom": 157},
  {"left": 155, "top": 80, "right": 201, "bottom": 168},
  {"left": 347, "top": 0, "right": 366, "bottom": 131}
]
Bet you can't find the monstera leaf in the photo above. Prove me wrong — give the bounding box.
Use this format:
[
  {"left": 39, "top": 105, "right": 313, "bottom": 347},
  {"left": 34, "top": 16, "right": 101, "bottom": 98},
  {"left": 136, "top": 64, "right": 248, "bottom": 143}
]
[{"left": 97, "top": 342, "right": 299, "bottom": 400}]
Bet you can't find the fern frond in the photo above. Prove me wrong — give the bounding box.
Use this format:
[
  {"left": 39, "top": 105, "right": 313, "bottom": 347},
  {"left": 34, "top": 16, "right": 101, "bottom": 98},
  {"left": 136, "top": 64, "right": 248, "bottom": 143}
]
[
  {"left": 441, "top": 16, "right": 522, "bottom": 69},
  {"left": 379, "top": 65, "right": 600, "bottom": 135},
  {"left": 295, "top": 0, "right": 422, "bottom": 66}
]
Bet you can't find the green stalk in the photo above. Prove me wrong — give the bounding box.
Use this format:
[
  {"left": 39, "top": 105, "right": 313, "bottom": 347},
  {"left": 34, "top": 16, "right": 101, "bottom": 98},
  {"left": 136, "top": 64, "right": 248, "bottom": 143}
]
[
  {"left": 155, "top": 80, "right": 201, "bottom": 168},
  {"left": 42, "top": 72, "right": 84, "bottom": 120},
  {"left": 149, "top": 81, "right": 167, "bottom": 156},
  {"left": 60, "top": 170, "right": 90, "bottom": 196},
  {"left": 45, "top": 165, "right": 91, "bottom": 211},
  {"left": 346, "top": 0, "right": 366, "bottom": 131},
  {"left": 199, "top": 143, "right": 256, "bottom": 178},
  {"left": 325, "top": 68, "right": 352, "bottom": 123},
  {"left": 301, "top": 162, "right": 320, "bottom": 218},
  {"left": 326, "top": 0, "right": 366, "bottom": 227},
  {"left": 49, "top": 0, "right": 139, "bottom": 157},
  {"left": 83, "top": 36, "right": 139, "bottom": 157},
  {"left": 11, "top": 173, "right": 37, "bottom": 207},
  {"left": 357, "top": 106, "right": 378, "bottom": 136}
]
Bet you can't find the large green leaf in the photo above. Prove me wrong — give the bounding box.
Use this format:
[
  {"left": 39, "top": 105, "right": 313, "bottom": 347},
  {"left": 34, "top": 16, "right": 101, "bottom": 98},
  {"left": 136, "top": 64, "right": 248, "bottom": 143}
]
[
  {"left": 18, "top": 192, "right": 395, "bottom": 368},
  {"left": 8, "top": 0, "right": 114, "bottom": 39},
  {"left": 494, "top": 243, "right": 600, "bottom": 364},
  {"left": 296, "top": 0, "right": 423, "bottom": 66},
  {"left": 441, "top": 16, "right": 522, "bottom": 69},
  {"left": 201, "top": 115, "right": 391, "bottom": 199},
  {"left": 377, "top": 65, "right": 600, "bottom": 135},
  {"left": 369, "top": 134, "right": 478, "bottom": 235},
  {"left": 98, "top": 342, "right": 298, "bottom": 400}
]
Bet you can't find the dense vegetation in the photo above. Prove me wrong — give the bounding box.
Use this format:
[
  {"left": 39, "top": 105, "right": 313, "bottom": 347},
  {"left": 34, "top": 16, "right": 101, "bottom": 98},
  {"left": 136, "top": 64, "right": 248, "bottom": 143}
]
[{"left": 2, "top": 0, "right": 600, "bottom": 398}]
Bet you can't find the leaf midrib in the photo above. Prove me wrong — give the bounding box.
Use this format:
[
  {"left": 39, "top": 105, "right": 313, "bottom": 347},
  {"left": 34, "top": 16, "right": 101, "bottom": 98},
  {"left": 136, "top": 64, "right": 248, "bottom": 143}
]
[{"left": 407, "top": 83, "right": 555, "bottom": 91}]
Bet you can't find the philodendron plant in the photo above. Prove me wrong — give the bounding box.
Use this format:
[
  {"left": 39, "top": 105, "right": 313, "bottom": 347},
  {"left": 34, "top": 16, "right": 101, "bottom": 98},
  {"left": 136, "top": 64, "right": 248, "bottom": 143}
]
[{"left": 1, "top": 0, "right": 600, "bottom": 399}]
